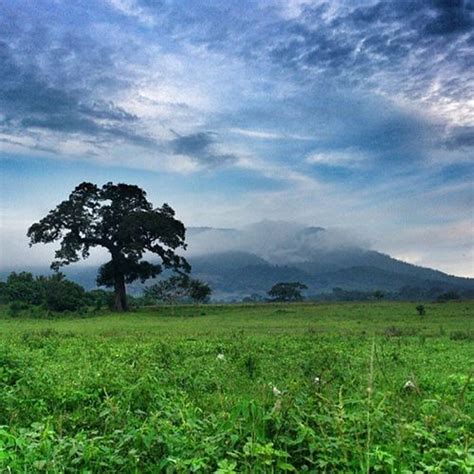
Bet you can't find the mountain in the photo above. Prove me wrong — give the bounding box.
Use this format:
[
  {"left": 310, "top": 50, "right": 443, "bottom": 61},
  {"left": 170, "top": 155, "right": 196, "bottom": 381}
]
[
  {"left": 188, "top": 250, "right": 473, "bottom": 299},
  {"left": 1, "top": 223, "right": 472, "bottom": 300}
]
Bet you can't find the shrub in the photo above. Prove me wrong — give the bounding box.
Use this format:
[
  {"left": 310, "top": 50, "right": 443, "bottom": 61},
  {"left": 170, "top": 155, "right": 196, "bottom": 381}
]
[
  {"left": 43, "top": 277, "right": 87, "bottom": 312},
  {"left": 416, "top": 304, "right": 425, "bottom": 316},
  {"left": 7, "top": 301, "right": 30, "bottom": 318}
]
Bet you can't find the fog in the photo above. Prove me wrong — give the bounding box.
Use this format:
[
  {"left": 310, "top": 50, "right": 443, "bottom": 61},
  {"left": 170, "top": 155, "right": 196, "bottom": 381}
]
[
  {"left": 0, "top": 220, "right": 370, "bottom": 270},
  {"left": 186, "top": 221, "right": 371, "bottom": 263}
]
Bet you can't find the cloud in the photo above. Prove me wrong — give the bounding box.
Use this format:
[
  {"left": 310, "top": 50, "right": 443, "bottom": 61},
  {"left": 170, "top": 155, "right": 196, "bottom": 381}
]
[
  {"left": 1, "top": 0, "right": 472, "bottom": 172},
  {"left": 424, "top": 0, "right": 474, "bottom": 35},
  {"left": 186, "top": 220, "right": 371, "bottom": 263},
  {"left": 444, "top": 126, "right": 474, "bottom": 150},
  {"left": 306, "top": 148, "right": 369, "bottom": 168},
  {"left": 229, "top": 128, "right": 313, "bottom": 140},
  {"left": 0, "top": 32, "right": 156, "bottom": 151},
  {"left": 170, "top": 131, "right": 238, "bottom": 167}
]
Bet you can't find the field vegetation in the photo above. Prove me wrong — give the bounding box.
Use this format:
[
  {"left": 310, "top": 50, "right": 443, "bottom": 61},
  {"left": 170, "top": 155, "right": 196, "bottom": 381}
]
[{"left": 0, "top": 301, "right": 472, "bottom": 472}]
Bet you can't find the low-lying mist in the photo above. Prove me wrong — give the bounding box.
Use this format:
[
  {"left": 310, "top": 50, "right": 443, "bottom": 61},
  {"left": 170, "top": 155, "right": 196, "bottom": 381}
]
[{"left": 186, "top": 220, "right": 371, "bottom": 264}]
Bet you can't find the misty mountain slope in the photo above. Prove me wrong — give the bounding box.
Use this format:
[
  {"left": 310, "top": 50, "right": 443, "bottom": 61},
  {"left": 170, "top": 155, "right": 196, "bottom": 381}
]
[
  {"left": 190, "top": 251, "right": 269, "bottom": 271},
  {"left": 183, "top": 223, "right": 473, "bottom": 297},
  {"left": 293, "top": 249, "right": 472, "bottom": 285},
  {"left": 188, "top": 252, "right": 473, "bottom": 297},
  {"left": 314, "top": 266, "right": 463, "bottom": 292},
  {"left": 2, "top": 222, "right": 472, "bottom": 299}
]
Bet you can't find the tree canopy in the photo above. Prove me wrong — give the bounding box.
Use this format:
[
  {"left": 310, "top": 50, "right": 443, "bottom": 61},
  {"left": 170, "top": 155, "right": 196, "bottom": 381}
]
[
  {"left": 0, "top": 271, "right": 87, "bottom": 312},
  {"left": 267, "top": 282, "right": 308, "bottom": 302},
  {"left": 28, "top": 182, "right": 190, "bottom": 311},
  {"left": 144, "top": 275, "right": 212, "bottom": 305}
]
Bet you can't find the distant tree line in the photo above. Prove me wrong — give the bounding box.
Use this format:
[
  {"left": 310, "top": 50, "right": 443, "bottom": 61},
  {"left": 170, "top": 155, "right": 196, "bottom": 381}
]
[
  {"left": 0, "top": 271, "right": 212, "bottom": 317},
  {"left": 239, "top": 283, "right": 470, "bottom": 303}
]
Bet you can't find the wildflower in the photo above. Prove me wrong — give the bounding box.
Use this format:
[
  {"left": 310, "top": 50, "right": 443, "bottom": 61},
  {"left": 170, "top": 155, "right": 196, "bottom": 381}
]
[
  {"left": 403, "top": 380, "right": 416, "bottom": 390},
  {"left": 216, "top": 353, "right": 225, "bottom": 361},
  {"left": 313, "top": 376, "right": 320, "bottom": 385},
  {"left": 272, "top": 386, "right": 282, "bottom": 397}
]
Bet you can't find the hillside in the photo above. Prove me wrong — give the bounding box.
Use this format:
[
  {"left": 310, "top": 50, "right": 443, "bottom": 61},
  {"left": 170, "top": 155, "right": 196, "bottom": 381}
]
[{"left": 2, "top": 224, "right": 472, "bottom": 300}]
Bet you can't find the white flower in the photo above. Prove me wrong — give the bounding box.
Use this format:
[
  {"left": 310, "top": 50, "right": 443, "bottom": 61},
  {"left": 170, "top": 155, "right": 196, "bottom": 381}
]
[
  {"left": 313, "top": 376, "right": 321, "bottom": 385},
  {"left": 216, "top": 353, "right": 225, "bottom": 361},
  {"left": 272, "top": 386, "right": 282, "bottom": 397},
  {"left": 404, "top": 380, "right": 416, "bottom": 390}
]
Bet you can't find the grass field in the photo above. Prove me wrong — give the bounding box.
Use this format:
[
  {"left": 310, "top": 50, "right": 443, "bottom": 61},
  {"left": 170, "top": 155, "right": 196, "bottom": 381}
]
[{"left": 0, "top": 301, "right": 472, "bottom": 472}]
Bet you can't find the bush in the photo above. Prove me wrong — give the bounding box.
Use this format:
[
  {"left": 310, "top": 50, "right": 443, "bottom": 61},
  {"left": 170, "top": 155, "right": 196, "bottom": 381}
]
[
  {"left": 416, "top": 305, "right": 425, "bottom": 316},
  {"left": 86, "top": 289, "right": 113, "bottom": 311},
  {"left": 42, "top": 276, "right": 87, "bottom": 312},
  {"left": 7, "top": 301, "right": 30, "bottom": 318},
  {"left": 4, "top": 272, "right": 45, "bottom": 305},
  {"left": 1, "top": 272, "right": 88, "bottom": 313}
]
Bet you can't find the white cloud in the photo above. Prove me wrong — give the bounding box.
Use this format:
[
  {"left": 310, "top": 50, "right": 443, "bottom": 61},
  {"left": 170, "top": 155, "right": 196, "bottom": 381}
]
[
  {"left": 106, "top": 0, "right": 156, "bottom": 26},
  {"left": 306, "top": 148, "right": 370, "bottom": 167},
  {"left": 229, "top": 127, "right": 314, "bottom": 140}
]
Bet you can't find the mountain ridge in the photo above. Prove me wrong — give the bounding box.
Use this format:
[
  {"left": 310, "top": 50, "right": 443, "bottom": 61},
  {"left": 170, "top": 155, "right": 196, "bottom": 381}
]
[{"left": 1, "top": 224, "right": 472, "bottom": 300}]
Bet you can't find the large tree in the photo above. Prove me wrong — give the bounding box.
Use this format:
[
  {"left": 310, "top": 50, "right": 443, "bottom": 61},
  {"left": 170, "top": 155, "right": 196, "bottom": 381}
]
[{"left": 27, "top": 182, "right": 190, "bottom": 311}]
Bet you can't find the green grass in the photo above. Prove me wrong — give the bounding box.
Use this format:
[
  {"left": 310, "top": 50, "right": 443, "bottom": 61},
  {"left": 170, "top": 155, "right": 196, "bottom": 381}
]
[{"left": 0, "top": 301, "right": 472, "bottom": 472}]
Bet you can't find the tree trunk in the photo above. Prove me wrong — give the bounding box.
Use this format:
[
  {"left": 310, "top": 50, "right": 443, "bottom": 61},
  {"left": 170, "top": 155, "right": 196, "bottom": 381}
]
[{"left": 114, "top": 272, "right": 128, "bottom": 312}]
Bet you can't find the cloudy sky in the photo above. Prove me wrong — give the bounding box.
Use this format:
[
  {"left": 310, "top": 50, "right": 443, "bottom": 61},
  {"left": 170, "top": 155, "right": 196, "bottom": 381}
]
[{"left": 0, "top": 0, "right": 473, "bottom": 276}]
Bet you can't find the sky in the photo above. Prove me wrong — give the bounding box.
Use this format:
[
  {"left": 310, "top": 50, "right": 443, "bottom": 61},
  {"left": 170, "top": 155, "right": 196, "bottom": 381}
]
[{"left": 0, "top": 0, "right": 473, "bottom": 276}]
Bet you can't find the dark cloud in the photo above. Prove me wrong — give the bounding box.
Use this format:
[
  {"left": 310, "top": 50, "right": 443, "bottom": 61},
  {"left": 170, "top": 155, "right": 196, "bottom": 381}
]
[
  {"left": 171, "top": 132, "right": 237, "bottom": 167},
  {"left": 79, "top": 102, "right": 138, "bottom": 122},
  {"left": 425, "top": 0, "right": 474, "bottom": 35},
  {"left": 171, "top": 132, "right": 214, "bottom": 155},
  {"left": 0, "top": 7, "right": 152, "bottom": 152},
  {"left": 444, "top": 126, "right": 474, "bottom": 150}
]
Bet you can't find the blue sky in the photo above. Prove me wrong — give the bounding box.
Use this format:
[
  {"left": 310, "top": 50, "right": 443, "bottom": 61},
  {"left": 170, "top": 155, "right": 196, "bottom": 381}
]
[{"left": 0, "top": 0, "right": 473, "bottom": 276}]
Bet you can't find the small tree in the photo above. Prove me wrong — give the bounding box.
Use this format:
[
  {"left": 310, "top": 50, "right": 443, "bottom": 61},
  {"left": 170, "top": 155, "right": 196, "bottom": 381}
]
[
  {"left": 268, "top": 282, "right": 308, "bottom": 302},
  {"left": 144, "top": 275, "right": 190, "bottom": 305},
  {"left": 189, "top": 279, "right": 212, "bottom": 304},
  {"left": 145, "top": 276, "right": 212, "bottom": 305},
  {"left": 416, "top": 304, "right": 425, "bottom": 316},
  {"left": 373, "top": 290, "right": 385, "bottom": 300},
  {"left": 28, "top": 182, "right": 190, "bottom": 312}
]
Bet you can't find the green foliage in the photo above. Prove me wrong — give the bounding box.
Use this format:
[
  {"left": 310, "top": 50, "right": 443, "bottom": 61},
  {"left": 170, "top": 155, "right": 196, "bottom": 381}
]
[
  {"left": 86, "top": 289, "right": 114, "bottom": 311},
  {"left": 144, "top": 275, "right": 190, "bottom": 304},
  {"left": 268, "top": 282, "right": 308, "bottom": 302},
  {"left": 416, "top": 304, "right": 426, "bottom": 316},
  {"left": 373, "top": 290, "right": 385, "bottom": 300},
  {"left": 1, "top": 272, "right": 87, "bottom": 313},
  {"left": 4, "top": 272, "right": 45, "bottom": 305},
  {"left": 41, "top": 273, "right": 86, "bottom": 312},
  {"left": 145, "top": 276, "right": 212, "bottom": 304},
  {"left": 0, "top": 302, "right": 472, "bottom": 471},
  {"left": 188, "top": 278, "right": 212, "bottom": 303}
]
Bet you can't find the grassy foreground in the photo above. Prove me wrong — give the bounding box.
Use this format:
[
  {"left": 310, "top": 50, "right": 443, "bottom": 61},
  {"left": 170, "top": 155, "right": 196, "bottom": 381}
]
[{"left": 0, "top": 302, "right": 472, "bottom": 472}]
